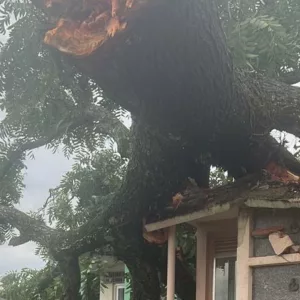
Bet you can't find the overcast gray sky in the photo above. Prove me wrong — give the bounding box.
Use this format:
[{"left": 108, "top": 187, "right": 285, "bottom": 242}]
[{"left": 0, "top": 148, "right": 73, "bottom": 275}]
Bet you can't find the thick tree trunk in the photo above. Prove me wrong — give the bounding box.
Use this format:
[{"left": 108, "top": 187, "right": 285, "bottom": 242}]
[
  {"left": 158, "top": 256, "right": 196, "bottom": 300},
  {"left": 107, "top": 117, "right": 203, "bottom": 299},
  {"left": 57, "top": 255, "right": 81, "bottom": 300},
  {"left": 125, "top": 258, "right": 161, "bottom": 300}
]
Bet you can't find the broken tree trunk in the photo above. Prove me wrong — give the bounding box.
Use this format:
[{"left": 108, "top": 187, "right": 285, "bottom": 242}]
[{"left": 36, "top": 0, "right": 300, "bottom": 177}]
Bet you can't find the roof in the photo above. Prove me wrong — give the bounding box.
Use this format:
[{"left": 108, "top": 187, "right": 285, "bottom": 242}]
[{"left": 145, "top": 172, "right": 300, "bottom": 232}]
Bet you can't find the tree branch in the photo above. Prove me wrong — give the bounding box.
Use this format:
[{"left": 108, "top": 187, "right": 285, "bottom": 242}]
[
  {"left": 0, "top": 105, "right": 129, "bottom": 182},
  {"left": 235, "top": 70, "right": 300, "bottom": 139},
  {"left": 0, "top": 204, "right": 114, "bottom": 261},
  {"left": 0, "top": 204, "right": 110, "bottom": 300},
  {"left": 0, "top": 205, "right": 55, "bottom": 247},
  {"left": 280, "top": 69, "right": 300, "bottom": 85}
]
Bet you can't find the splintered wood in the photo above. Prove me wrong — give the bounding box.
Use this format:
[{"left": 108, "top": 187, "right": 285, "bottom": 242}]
[
  {"left": 265, "top": 161, "right": 300, "bottom": 183},
  {"left": 43, "top": 0, "right": 136, "bottom": 56}
]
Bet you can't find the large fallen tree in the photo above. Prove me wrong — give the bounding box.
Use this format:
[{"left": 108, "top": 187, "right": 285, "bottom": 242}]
[{"left": 1, "top": 0, "right": 300, "bottom": 299}]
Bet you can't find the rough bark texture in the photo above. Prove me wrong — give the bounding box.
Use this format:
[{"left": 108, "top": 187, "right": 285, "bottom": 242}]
[
  {"left": 57, "top": 255, "right": 81, "bottom": 300},
  {"left": 0, "top": 205, "right": 55, "bottom": 246},
  {"left": 126, "top": 259, "right": 161, "bottom": 300}
]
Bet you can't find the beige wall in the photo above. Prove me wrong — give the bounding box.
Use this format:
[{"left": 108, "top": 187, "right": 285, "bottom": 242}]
[
  {"left": 100, "top": 283, "right": 113, "bottom": 300},
  {"left": 99, "top": 257, "right": 125, "bottom": 300},
  {"left": 100, "top": 283, "right": 124, "bottom": 300}
]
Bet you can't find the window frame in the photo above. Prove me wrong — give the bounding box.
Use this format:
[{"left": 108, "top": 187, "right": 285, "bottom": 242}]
[
  {"left": 114, "top": 283, "right": 125, "bottom": 300},
  {"left": 204, "top": 219, "right": 237, "bottom": 300},
  {"left": 212, "top": 252, "right": 236, "bottom": 300}
]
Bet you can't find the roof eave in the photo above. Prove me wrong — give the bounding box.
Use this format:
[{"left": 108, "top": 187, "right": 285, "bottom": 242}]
[{"left": 145, "top": 198, "right": 300, "bottom": 232}]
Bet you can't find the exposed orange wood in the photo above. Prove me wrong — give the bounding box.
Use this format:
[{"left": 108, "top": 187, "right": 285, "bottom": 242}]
[
  {"left": 172, "top": 192, "right": 184, "bottom": 209},
  {"left": 143, "top": 218, "right": 168, "bottom": 244},
  {"left": 44, "top": 0, "right": 132, "bottom": 56},
  {"left": 265, "top": 161, "right": 300, "bottom": 183}
]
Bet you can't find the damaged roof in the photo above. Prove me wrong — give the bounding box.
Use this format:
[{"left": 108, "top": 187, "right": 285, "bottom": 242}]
[{"left": 145, "top": 171, "right": 300, "bottom": 232}]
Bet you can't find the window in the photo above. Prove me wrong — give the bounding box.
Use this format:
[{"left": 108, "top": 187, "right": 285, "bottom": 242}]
[
  {"left": 206, "top": 221, "right": 237, "bottom": 300},
  {"left": 115, "top": 284, "right": 125, "bottom": 300},
  {"left": 213, "top": 254, "right": 236, "bottom": 300}
]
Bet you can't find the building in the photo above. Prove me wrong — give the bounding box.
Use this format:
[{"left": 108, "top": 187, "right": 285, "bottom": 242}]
[
  {"left": 99, "top": 256, "right": 129, "bottom": 300},
  {"left": 145, "top": 172, "right": 300, "bottom": 300}
]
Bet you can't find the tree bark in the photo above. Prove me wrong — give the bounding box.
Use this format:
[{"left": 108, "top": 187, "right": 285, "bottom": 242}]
[
  {"left": 235, "top": 70, "right": 300, "bottom": 138},
  {"left": 158, "top": 255, "right": 196, "bottom": 300},
  {"left": 68, "top": 0, "right": 234, "bottom": 136},
  {"left": 0, "top": 205, "right": 55, "bottom": 246},
  {"left": 57, "top": 255, "right": 81, "bottom": 300},
  {"left": 125, "top": 258, "right": 161, "bottom": 300}
]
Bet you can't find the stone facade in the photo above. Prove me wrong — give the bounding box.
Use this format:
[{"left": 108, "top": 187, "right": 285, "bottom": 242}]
[{"left": 252, "top": 209, "right": 300, "bottom": 300}]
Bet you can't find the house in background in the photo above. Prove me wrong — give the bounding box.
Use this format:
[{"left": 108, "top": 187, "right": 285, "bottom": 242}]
[
  {"left": 145, "top": 173, "right": 300, "bottom": 300},
  {"left": 99, "top": 256, "right": 130, "bottom": 300}
]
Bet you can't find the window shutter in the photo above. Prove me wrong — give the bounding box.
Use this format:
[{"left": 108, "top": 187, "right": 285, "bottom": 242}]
[{"left": 214, "top": 236, "right": 237, "bottom": 254}]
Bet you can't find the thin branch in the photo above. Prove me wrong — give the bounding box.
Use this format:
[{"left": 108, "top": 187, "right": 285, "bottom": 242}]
[
  {"left": 0, "top": 117, "right": 87, "bottom": 182},
  {"left": 0, "top": 105, "right": 129, "bottom": 182}
]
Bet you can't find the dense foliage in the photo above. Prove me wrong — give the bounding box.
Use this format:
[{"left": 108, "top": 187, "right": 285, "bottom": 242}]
[{"left": 0, "top": 255, "right": 108, "bottom": 299}]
